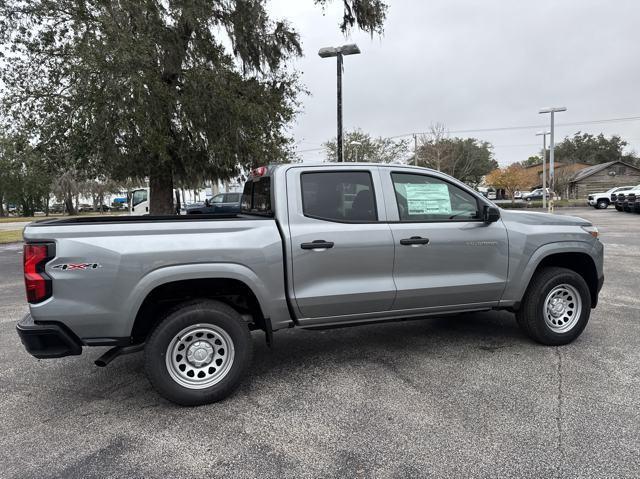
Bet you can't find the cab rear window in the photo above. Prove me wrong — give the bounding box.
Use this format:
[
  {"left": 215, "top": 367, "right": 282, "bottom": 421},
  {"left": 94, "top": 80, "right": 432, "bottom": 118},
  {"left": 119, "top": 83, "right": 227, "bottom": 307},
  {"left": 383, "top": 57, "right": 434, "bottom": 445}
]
[{"left": 241, "top": 177, "right": 273, "bottom": 216}]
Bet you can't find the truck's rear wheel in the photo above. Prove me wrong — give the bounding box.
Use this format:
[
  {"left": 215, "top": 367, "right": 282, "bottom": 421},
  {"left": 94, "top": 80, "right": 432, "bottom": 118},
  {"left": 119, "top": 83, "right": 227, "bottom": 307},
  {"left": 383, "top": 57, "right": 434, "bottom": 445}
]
[
  {"left": 144, "top": 300, "right": 252, "bottom": 406},
  {"left": 516, "top": 267, "right": 591, "bottom": 345}
]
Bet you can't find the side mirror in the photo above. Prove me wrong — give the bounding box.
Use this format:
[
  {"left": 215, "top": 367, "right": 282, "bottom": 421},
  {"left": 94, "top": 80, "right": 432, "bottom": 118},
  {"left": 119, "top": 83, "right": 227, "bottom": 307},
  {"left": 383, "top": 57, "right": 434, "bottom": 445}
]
[{"left": 483, "top": 205, "right": 500, "bottom": 223}]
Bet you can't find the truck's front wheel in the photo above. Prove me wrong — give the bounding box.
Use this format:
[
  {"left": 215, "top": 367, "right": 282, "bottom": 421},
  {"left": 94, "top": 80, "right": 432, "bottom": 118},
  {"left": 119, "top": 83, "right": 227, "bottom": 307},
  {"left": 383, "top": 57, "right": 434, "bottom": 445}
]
[
  {"left": 144, "top": 300, "right": 252, "bottom": 406},
  {"left": 516, "top": 267, "right": 591, "bottom": 345}
]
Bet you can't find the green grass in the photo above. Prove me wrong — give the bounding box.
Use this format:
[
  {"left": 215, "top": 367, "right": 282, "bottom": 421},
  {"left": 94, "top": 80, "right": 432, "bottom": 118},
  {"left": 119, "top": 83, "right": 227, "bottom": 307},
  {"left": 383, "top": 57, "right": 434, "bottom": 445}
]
[
  {"left": 0, "top": 230, "right": 23, "bottom": 244},
  {"left": 0, "top": 212, "right": 121, "bottom": 223},
  {"left": 0, "top": 216, "right": 44, "bottom": 223}
]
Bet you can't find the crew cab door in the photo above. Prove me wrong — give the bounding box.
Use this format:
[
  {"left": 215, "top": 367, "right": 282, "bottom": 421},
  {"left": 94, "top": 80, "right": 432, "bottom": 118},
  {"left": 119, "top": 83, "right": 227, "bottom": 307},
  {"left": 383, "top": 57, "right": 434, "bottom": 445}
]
[
  {"left": 380, "top": 168, "right": 508, "bottom": 311},
  {"left": 285, "top": 166, "right": 396, "bottom": 323}
]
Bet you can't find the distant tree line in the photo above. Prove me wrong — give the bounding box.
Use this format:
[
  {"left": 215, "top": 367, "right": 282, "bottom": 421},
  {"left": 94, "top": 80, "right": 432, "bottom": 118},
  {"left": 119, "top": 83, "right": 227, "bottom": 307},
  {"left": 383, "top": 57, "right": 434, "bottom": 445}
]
[
  {"left": 485, "top": 132, "right": 639, "bottom": 201},
  {"left": 323, "top": 124, "right": 499, "bottom": 189}
]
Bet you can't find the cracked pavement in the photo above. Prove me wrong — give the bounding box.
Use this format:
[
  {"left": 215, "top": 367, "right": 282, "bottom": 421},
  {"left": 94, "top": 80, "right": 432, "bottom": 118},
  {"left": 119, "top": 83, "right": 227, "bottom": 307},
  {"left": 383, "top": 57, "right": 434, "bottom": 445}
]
[{"left": 0, "top": 207, "right": 639, "bottom": 478}]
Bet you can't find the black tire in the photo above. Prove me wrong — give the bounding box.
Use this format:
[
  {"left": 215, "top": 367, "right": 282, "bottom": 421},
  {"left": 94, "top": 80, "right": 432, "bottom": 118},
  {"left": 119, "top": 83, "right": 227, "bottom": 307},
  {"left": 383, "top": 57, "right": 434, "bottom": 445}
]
[
  {"left": 144, "top": 299, "right": 252, "bottom": 406},
  {"left": 615, "top": 205, "right": 623, "bottom": 211},
  {"left": 596, "top": 199, "right": 608, "bottom": 209},
  {"left": 516, "top": 267, "right": 591, "bottom": 346}
]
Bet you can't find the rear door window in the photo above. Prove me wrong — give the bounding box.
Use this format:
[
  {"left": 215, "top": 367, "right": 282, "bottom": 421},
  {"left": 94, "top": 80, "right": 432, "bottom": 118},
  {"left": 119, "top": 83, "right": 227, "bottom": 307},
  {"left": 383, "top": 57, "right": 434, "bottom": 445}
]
[{"left": 301, "top": 171, "right": 377, "bottom": 222}]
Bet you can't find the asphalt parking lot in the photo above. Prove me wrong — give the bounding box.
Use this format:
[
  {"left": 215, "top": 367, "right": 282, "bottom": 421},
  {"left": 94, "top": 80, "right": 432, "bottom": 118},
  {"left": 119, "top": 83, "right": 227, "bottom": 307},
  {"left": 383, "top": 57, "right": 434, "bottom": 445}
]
[{"left": 1, "top": 207, "right": 639, "bottom": 478}]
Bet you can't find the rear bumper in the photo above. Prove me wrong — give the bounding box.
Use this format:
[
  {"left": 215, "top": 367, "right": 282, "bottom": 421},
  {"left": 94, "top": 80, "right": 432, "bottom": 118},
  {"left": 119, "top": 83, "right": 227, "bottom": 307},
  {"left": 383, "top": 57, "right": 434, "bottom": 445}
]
[{"left": 16, "top": 314, "right": 83, "bottom": 359}]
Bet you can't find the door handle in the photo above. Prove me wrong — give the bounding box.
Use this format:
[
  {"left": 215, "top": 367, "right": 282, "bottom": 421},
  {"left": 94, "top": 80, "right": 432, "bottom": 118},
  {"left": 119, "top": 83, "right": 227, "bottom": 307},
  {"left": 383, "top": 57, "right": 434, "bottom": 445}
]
[
  {"left": 400, "top": 236, "right": 430, "bottom": 246},
  {"left": 301, "top": 240, "right": 335, "bottom": 250}
]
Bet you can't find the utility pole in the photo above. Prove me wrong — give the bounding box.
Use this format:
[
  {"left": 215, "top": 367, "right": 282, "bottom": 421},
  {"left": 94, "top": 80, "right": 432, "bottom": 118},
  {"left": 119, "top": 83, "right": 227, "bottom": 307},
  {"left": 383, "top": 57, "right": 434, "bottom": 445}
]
[
  {"left": 536, "top": 130, "right": 550, "bottom": 210},
  {"left": 539, "top": 107, "right": 567, "bottom": 212},
  {"left": 319, "top": 44, "right": 361, "bottom": 163}
]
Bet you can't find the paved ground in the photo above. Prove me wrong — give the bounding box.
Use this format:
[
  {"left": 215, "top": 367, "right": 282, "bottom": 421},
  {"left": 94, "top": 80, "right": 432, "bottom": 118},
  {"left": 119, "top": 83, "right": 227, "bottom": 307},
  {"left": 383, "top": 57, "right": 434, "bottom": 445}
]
[{"left": 0, "top": 207, "right": 639, "bottom": 478}]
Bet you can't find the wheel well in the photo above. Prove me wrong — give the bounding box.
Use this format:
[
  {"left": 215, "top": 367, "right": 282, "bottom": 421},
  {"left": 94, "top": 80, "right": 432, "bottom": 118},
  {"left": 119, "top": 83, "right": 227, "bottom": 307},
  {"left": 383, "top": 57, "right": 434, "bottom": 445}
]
[
  {"left": 534, "top": 253, "right": 599, "bottom": 308},
  {"left": 131, "top": 278, "right": 265, "bottom": 343}
]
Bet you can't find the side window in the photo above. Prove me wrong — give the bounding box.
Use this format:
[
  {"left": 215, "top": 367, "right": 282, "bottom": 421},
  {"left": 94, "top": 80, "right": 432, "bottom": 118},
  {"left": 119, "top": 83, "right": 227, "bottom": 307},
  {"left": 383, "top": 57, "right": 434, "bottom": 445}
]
[
  {"left": 301, "top": 171, "right": 377, "bottom": 222},
  {"left": 132, "top": 189, "right": 148, "bottom": 207},
  {"left": 392, "top": 173, "right": 480, "bottom": 222},
  {"left": 241, "top": 177, "right": 273, "bottom": 216}
]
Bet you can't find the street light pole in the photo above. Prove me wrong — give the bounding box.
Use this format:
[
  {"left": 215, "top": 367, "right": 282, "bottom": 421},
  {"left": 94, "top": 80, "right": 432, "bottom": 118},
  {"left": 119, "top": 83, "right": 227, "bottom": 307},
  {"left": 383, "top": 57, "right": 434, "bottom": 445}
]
[
  {"left": 319, "top": 44, "right": 361, "bottom": 163},
  {"left": 539, "top": 107, "right": 567, "bottom": 212},
  {"left": 337, "top": 52, "right": 343, "bottom": 162},
  {"left": 536, "top": 130, "right": 550, "bottom": 210}
]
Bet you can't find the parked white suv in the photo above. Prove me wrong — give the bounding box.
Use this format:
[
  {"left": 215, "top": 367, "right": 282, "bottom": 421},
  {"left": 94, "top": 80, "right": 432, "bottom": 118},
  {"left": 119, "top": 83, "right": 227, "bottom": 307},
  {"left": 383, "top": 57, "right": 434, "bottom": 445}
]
[{"left": 588, "top": 186, "right": 636, "bottom": 209}]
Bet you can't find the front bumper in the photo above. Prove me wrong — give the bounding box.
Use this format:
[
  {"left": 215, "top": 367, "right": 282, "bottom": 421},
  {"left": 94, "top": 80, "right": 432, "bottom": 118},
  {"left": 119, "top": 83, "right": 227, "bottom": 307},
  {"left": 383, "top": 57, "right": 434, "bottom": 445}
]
[
  {"left": 16, "top": 314, "right": 83, "bottom": 359},
  {"left": 587, "top": 199, "right": 596, "bottom": 206}
]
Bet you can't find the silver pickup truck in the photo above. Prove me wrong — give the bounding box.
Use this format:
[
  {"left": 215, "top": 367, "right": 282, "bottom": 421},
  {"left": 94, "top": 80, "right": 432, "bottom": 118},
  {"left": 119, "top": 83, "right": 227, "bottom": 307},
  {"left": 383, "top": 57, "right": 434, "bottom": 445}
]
[{"left": 17, "top": 163, "right": 604, "bottom": 405}]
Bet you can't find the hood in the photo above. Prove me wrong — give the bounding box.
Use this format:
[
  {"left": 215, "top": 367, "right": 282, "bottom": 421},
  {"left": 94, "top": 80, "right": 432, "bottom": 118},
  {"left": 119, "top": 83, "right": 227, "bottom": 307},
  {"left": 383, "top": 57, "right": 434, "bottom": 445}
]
[{"left": 499, "top": 209, "right": 591, "bottom": 226}]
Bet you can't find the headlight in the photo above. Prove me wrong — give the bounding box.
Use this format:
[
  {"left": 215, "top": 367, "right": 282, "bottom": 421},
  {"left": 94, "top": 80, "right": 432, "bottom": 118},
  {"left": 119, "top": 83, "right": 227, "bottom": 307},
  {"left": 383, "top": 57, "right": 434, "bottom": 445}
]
[{"left": 581, "top": 225, "right": 599, "bottom": 238}]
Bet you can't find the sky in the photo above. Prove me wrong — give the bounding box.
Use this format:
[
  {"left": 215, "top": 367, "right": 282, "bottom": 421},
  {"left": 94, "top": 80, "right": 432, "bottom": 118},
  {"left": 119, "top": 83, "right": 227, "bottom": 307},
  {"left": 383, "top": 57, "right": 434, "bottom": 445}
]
[{"left": 267, "top": 0, "right": 640, "bottom": 165}]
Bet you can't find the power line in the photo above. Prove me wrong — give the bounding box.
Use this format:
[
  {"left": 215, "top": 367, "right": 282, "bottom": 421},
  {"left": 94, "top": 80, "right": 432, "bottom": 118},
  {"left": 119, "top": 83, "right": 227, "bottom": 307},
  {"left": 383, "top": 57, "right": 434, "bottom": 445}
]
[
  {"left": 393, "top": 115, "right": 640, "bottom": 139},
  {"left": 295, "top": 115, "right": 640, "bottom": 153}
]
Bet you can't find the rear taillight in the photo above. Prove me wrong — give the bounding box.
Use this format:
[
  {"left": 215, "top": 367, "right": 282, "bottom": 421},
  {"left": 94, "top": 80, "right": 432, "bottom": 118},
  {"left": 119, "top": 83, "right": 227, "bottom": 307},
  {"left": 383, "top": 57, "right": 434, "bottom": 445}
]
[
  {"left": 24, "top": 243, "right": 54, "bottom": 303},
  {"left": 251, "top": 166, "right": 268, "bottom": 177}
]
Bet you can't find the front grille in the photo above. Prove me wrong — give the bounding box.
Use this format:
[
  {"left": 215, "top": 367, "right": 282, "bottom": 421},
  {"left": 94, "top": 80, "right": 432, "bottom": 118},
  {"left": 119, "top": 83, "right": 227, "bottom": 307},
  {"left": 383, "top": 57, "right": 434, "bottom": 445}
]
[{"left": 588, "top": 195, "right": 593, "bottom": 200}]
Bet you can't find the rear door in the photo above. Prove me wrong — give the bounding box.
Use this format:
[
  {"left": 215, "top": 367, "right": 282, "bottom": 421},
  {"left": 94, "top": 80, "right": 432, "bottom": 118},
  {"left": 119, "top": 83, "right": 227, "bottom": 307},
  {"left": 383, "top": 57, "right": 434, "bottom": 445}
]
[
  {"left": 381, "top": 168, "right": 508, "bottom": 311},
  {"left": 285, "top": 166, "right": 396, "bottom": 322}
]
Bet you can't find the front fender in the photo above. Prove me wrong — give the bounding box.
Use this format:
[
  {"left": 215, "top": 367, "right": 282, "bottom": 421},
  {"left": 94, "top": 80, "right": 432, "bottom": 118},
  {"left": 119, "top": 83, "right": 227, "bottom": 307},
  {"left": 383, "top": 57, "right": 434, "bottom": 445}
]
[{"left": 500, "top": 240, "right": 599, "bottom": 307}]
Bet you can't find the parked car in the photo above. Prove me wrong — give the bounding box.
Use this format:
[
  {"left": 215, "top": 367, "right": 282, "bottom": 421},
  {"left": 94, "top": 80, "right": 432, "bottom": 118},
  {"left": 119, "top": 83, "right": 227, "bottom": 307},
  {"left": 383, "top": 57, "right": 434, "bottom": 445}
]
[
  {"left": 186, "top": 192, "right": 241, "bottom": 215},
  {"left": 624, "top": 193, "right": 636, "bottom": 212},
  {"left": 523, "top": 188, "right": 552, "bottom": 202},
  {"left": 513, "top": 191, "right": 523, "bottom": 200},
  {"left": 613, "top": 187, "right": 640, "bottom": 212},
  {"left": 588, "top": 186, "right": 636, "bottom": 209},
  {"left": 633, "top": 195, "right": 640, "bottom": 214},
  {"left": 18, "top": 163, "right": 604, "bottom": 406},
  {"left": 49, "top": 203, "right": 65, "bottom": 214}
]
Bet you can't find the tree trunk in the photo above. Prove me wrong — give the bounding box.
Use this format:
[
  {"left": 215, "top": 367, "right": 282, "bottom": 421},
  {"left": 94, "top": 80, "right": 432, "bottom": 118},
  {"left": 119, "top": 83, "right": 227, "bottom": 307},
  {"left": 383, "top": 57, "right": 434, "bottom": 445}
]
[
  {"left": 65, "top": 191, "right": 76, "bottom": 215},
  {"left": 0, "top": 192, "right": 4, "bottom": 217},
  {"left": 149, "top": 161, "right": 175, "bottom": 215}
]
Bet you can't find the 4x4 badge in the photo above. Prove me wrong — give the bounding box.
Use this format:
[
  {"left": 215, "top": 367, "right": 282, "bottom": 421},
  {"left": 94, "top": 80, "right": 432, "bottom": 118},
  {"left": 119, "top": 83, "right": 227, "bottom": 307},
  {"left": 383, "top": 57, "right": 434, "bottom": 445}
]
[{"left": 52, "top": 263, "right": 102, "bottom": 271}]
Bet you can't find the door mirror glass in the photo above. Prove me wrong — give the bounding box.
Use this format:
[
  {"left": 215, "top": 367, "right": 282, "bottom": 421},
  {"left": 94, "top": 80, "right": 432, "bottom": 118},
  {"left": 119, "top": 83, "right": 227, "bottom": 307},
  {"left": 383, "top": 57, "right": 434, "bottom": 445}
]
[{"left": 483, "top": 205, "right": 500, "bottom": 223}]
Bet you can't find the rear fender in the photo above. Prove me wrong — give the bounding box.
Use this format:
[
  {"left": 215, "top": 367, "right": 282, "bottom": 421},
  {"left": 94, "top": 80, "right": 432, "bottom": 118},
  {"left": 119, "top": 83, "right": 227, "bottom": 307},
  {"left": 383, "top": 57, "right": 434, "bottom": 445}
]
[{"left": 125, "top": 263, "right": 274, "bottom": 333}]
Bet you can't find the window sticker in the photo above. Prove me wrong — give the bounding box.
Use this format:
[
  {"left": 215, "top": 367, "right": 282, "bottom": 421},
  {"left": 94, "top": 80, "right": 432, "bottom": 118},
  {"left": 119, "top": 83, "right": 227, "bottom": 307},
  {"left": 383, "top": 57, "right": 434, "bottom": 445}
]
[{"left": 405, "top": 183, "right": 451, "bottom": 215}]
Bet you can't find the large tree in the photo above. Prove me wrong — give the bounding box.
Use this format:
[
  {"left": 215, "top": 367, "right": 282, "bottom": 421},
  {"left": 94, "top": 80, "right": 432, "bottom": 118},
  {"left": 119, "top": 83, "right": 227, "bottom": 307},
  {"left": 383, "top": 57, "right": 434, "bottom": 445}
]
[
  {"left": 415, "top": 125, "right": 498, "bottom": 187},
  {"left": 485, "top": 163, "right": 536, "bottom": 204},
  {"left": 323, "top": 129, "right": 410, "bottom": 163},
  {"left": 0, "top": 0, "right": 387, "bottom": 214}
]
